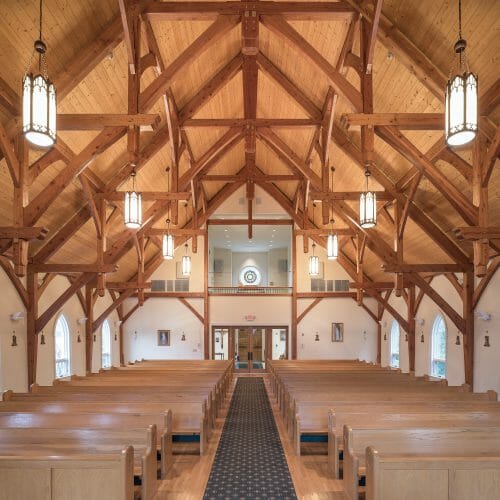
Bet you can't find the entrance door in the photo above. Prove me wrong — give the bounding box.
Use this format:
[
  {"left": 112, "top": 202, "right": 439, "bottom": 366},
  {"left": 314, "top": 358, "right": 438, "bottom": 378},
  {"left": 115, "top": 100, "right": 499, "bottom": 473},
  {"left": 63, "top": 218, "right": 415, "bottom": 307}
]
[
  {"left": 234, "top": 327, "right": 267, "bottom": 372},
  {"left": 211, "top": 326, "right": 288, "bottom": 371}
]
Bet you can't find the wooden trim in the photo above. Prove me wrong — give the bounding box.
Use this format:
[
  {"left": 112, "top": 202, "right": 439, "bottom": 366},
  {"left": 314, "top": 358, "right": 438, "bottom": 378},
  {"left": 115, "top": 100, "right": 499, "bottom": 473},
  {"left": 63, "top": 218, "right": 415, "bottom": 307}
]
[
  {"left": 57, "top": 113, "right": 159, "bottom": 130},
  {"left": 296, "top": 292, "right": 357, "bottom": 298},
  {"left": 178, "top": 297, "right": 204, "bottom": 323},
  {"left": 36, "top": 273, "right": 94, "bottom": 334},
  {"left": 0, "top": 257, "right": 29, "bottom": 308},
  {"left": 208, "top": 219, "right": 292, "bottom": 225},
  {"left": 297, "top": 297, "right": 322, "bottom": 323},
  {"left": 473, "top": 257, "right": 500, "bottom": 308}
]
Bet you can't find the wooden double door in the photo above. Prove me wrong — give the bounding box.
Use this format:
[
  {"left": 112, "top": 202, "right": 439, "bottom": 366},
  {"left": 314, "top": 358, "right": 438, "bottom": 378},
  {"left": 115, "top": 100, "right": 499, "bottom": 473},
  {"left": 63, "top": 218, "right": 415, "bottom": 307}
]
[{"left": 212, "top": 326, "right": 289, "bottom": 372}]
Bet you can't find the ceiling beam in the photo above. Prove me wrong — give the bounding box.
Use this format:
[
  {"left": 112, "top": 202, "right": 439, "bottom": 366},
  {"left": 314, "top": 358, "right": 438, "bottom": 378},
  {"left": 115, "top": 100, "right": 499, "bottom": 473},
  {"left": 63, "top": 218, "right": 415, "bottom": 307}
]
[
  {"left": 382, "top": 264, "right": 469, "bottom": 273},
  {"left": 145, "top": 1, "right": 355, "bottom": 20},
  {"left": 182, "top": 118, "right": 320, "bottom": 128},
  {"left": 261, "top": 15, "right": 362, "bottom": 111},
  {"left": 56, "top": 113, "right": 159, "bottom": 130},
  {"left": 139, "top": 15, "right": 239, "bottom": 112}
]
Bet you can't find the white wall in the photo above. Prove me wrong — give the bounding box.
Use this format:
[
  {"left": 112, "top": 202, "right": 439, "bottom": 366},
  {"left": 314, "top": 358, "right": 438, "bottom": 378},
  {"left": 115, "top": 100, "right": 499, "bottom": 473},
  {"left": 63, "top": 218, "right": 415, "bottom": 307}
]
[
  {"left": 474, "top": 271, "right": 500, "bottom": 394},
  {"left": 123, "top": 297, "right": 204, "bottom": 362},
  {"left": 0, "top": 267, "right": 120, "bottom": 392}
]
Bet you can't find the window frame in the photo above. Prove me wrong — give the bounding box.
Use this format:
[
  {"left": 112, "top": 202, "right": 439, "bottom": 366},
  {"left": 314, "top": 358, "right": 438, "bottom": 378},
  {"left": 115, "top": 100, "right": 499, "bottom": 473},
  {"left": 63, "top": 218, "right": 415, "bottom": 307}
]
[
  {"left": 389, "top": 320, "right": 400, "bottom": 369},
  {"left": 431, "top": 314, "right": 447, "bottom": 379},
  {"left": 101, "top": 319, "right": 112, "bottom": 369},
  {"left": 54, "top": 313, "right": 71, "bottom": 379}
]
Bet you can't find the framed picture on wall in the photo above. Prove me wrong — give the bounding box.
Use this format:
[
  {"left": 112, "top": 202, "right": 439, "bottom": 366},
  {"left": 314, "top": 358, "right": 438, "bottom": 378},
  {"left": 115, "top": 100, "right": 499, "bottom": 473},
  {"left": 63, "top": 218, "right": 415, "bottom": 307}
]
[
  {"left": 332, "top": 323, "right": 344, "bottom": 342},
  {"left": 157, "top": 330, "right": 170, "bottom": 346}
]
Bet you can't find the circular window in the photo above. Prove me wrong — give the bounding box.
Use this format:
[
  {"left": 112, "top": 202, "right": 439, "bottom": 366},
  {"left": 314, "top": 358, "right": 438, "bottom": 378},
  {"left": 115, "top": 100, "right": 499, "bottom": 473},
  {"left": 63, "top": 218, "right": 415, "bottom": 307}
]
[{"left": 239, "top": 266, "right": 262, "bottom": 286}]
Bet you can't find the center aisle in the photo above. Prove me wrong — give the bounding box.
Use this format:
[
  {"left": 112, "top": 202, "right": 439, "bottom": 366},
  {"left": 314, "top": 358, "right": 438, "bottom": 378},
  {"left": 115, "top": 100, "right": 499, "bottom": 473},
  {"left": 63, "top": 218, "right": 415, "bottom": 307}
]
[{"left": 203, "top": 377, "right": 297, "bottom": 499}]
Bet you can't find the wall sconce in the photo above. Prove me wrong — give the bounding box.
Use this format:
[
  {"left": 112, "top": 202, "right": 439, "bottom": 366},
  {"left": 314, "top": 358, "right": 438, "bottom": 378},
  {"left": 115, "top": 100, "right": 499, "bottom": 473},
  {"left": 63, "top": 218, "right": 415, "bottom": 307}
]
[
  {"left": 181, "top": 332, "right": 186, "bottom": 341},
  {"left": 40, "top": 332, "right": 46, "bottom": 345},
  {"left": 77, "top": 317, "right": 87, "bottom": 325},
  {"left": 405, "top": 333, "right": 408, "bottom": 342},
  {"left": 114, "top": 333, "right": 117, "bottom": 341},
  {"left": 383, "top": 332, "right": 387, "bottom": 341},
  {"left": 420, "top": 334, "right": 424, "bottom": 343},
  {"left": 134, "top": 331, "right": 138, "bottom": 340},
  {"left": 314, "top": 332, "right": 320, "bottom": 341},
  {"left": 93, "top": 334, "right": 97, "bottom": 342},
  {"left": 10, "top": 312, "right": 25, "bottom": 321},
  {"left": 484, "top": 334, "right": 490, "bottom": 348},
  {"left": 11, "top": 332, "right": 17, "bottom": 347},
  {"left": 77, "top": 331, "right": 81, "bottom": 343},
  {"left": 455, "top": 334, "right": 461, "bottom": 346}
]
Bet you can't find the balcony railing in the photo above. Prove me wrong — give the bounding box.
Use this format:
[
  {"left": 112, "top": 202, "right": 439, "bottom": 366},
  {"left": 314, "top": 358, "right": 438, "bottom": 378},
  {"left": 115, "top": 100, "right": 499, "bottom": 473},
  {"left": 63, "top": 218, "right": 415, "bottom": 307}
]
[{"left": 208, "top": 286, "right": 292, "bottom": 295}]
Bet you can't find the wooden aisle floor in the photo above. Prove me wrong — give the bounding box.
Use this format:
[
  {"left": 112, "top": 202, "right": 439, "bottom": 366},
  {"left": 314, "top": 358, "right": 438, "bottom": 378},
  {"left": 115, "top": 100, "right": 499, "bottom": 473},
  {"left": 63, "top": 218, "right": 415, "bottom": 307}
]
[{"left": 154, "top": 374, "right": 347, "bottom": 499}]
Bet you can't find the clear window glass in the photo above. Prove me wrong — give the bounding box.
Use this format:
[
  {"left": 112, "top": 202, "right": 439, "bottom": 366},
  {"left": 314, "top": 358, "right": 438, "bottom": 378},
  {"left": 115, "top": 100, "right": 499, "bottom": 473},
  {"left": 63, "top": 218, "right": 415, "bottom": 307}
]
[
  {"left": 102, "top": 320, "right": 112, "bottom": 368},
  {"left": 431, "top": 315, "right": 447, "bottom": 378},
  {"left": 390, "top": 321, "right": 400, "bottom": 368},
  {"left": 54, "top": 314, "right": 71, "bottom": 378}
]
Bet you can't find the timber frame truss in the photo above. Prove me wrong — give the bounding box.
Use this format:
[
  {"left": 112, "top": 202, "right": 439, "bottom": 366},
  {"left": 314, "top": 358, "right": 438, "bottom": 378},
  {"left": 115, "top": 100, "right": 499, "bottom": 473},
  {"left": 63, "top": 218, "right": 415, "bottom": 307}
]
[{"left": 0, "top": 1, "right": 498, "bottom": 387}]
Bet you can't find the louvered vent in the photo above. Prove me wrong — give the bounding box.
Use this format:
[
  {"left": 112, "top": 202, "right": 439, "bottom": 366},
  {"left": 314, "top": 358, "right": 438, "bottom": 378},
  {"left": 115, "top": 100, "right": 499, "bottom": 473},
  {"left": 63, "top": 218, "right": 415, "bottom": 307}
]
[
  {"left": 175, "top": 279, "right": 189, "bottom": 292},
  {"left": 151, "top": 280, "right": 165, "bottom": 292},
  {"left": 335, "top": 280, "right": 349, "bottom": 292},
  {"left": 310, "top": 279, "right": 325, "bottom": 292}
]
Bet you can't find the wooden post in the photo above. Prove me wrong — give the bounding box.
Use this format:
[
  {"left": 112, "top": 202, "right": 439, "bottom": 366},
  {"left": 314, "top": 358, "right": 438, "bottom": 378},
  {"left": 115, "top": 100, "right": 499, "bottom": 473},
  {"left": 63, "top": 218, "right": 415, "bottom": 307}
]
[
  {"left": 203, "top": 232, "right": 209, "bottom": 359},
  {"left": 13, "top": 135, "right": 29, "bottom": 277},
  {"left": 376, "top": 321, "right": 382, "bottom": 364},
  {"left": 394, "top": 200, "right": 404, "bottom": 296},
  {"left": 26, "top": 267, "right": 38, "bottom": 388},
  {"left": 118, "top": 304, "right": 125, "bottom": 366},
  {"left": 472, "top": 136, "right": 488, "bottom": 277},
  {"left": 85, "top": 284, "right": 94, "bottom": 373},
  {"left": 291, "top": 232, "right": 298, "bottom": 359},
  {"left": 407, "top": 284, "right": 416, "bottom": 373},
  {"left": 462, "top": 270, "right": 475, "bottom": 388}
]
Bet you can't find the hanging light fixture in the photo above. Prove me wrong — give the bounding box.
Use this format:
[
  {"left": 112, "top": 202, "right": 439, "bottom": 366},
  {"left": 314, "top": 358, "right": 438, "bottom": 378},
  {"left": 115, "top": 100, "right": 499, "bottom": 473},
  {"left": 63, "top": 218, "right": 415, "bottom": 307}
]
[
  {"left": 309, "top": 242, "right": 319, "bottom": 276},
  {"left": 124, "top": 164, "right": 142, "bottom": 228},
  {"left": 327, "top": 219, "right": 338, "bottom": 260},
  {"left": 162, "top": 219, "right": 174, "bottom": 260},
  {"left": 455, "top": 334, "right": 461, "bottom": 345},
  {"left": 23, "top": 0, "right": 56, "bottom": 148},
  {"left": 360, "top": 164, "right": 376, "bottom": 228},
  {"left": 445, "top": 0, "right": 478, "bottom": 147},
  {"left": 182, "top": 243, "right": 191, "bottom": 276},
  {"left": 327, "top": 170, "right": 338, "bottom": 260}
]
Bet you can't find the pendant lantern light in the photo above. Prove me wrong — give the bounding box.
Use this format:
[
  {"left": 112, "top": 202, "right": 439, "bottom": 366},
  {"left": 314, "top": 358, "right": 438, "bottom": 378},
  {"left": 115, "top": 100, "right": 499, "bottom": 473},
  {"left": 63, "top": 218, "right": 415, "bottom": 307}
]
[
  {"left": 124, "top": 164, "right": 142, "bottom": 228},
  {"left": 182, "top": 244, "right": 191, "bottom": 276},
  {"left": 360, "top": 164, "right": 376, "bottom": 228},
  {"left": 326, "top": 170, "right": 338, "bottom": 259},
  {"left": 162, "top": 168, "right": 174, "bottom": 259},
  {"left": 23, "top": 0, "right": 56, "bottom": 148},
  {"left": 327, "top": 219, "right": 338, "bottom": 260},
  {"left": 445, "top": 0, "right": 478, "bottom": 147},
  {"left": 162, "top": 219, "right": 174, "bottom": 260},
  {"left": 309, "top": 242, "right": 319, "bottom": 277}
]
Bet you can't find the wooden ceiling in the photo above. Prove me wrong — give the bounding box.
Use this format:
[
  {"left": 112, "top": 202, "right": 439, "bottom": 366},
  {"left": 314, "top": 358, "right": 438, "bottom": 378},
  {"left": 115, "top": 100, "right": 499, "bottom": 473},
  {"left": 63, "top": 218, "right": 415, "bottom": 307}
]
[{"left": 0, "top": 0, "right": 499, "bottom": 286}]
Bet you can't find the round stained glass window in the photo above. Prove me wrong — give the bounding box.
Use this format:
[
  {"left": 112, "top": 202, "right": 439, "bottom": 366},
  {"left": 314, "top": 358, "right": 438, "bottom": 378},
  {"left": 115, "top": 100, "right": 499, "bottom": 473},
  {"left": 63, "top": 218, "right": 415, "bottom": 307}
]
[{"left": 239, "top": 266, "right": 262, "bottom": 286}]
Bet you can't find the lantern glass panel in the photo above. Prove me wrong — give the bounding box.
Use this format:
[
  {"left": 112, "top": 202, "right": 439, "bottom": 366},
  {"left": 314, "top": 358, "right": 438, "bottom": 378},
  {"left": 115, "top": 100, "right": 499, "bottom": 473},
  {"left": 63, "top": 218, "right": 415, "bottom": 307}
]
[
  {"left": 360, "top": 192, "right": 376, "bottom": 228},
  {"left": 327, "top": 234, "right": 338, "bottom": 260},
  {"left": 162, "top": 234, "right": 174, "bottom": 260},
  {"left": 309, "top": 255, "right": 319, "bottom": 276},
  {"left": 182, "top": 255, "right": 191, "bottom": 276},
  {"left": 124, "top": 191, "right": 142, "bottom": 228}
]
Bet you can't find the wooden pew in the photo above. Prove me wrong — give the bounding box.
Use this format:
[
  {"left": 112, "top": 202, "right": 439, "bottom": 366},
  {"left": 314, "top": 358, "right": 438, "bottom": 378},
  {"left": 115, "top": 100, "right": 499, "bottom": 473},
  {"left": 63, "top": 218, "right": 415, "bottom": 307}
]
[
  {"left": 343, "top": 426, "right": 500, "bottom": 500},
  {"left": 0, "top": 399, "right": 209, "bottom": 455},
  {"left": 0, "top": 411, "right": 173, "bottom": 478},
  {"left": 365, "top": 447, "right": 500, "bottom": 500},
  {"left": 0, "top": 446, "right": 134, "bottom": 500},
  {"left": 326, "top": 409, "right": 500, "bottom": 478},
  {"left": 0, "top": 426, "right": 158, "bottom": 500}
]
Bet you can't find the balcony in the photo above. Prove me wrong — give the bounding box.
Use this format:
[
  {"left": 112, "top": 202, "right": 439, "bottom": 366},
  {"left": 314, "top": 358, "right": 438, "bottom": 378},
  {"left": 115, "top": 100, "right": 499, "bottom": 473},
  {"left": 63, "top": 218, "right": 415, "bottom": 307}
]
[{"left": 208, "top": 286, "right": 292, "bottom": 296}]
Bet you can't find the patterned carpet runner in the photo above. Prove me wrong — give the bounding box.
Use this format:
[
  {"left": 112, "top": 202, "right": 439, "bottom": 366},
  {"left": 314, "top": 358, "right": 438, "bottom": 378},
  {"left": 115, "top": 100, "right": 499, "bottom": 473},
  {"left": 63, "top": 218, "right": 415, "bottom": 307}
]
[{"left": 203, "top": 377, "right": 297, "bottom": 500}]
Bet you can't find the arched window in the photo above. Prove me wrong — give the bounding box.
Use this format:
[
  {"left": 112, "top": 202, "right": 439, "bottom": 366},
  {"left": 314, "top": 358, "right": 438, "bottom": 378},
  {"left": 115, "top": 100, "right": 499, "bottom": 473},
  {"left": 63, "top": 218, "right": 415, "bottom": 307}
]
[
  {"left": 54, "top": 314, "right": 71, "bottom": 378},
  {"left": 101, "top": 320, "right": 112, "bottom": 368},
  {"left": 431, "top": 314, "right": 447, "bottom": 378},
  {"left": 390, "top": 321, "right": 400, "bottom": 368}
]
